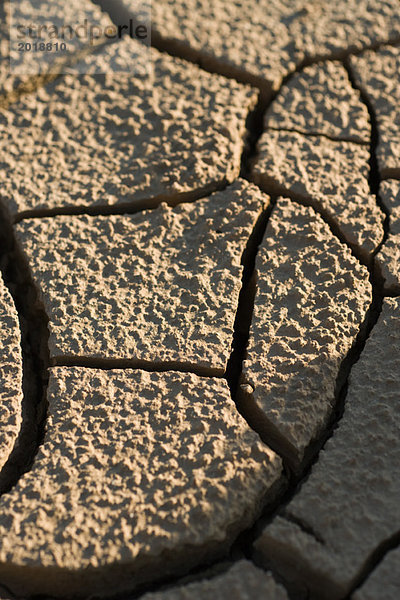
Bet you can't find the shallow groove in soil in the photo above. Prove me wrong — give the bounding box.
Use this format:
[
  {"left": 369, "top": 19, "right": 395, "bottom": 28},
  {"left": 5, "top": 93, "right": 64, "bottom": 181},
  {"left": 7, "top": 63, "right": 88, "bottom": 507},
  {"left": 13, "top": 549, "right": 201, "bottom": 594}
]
[
  {"left": 281, "top": 510, "right": 326, "bottom": 546},
  {"left": 264, "top": 125, "right": 370, "bottom": 146}
]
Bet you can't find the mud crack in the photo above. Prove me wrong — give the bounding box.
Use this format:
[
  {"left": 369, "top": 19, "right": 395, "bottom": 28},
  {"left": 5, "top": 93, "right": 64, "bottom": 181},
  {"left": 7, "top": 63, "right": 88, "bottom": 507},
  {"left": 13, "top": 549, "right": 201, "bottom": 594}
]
[
  {"left": 0, "top": 204, "right": 49, "bottom": 494},
  {"left": 349, "top": 530, "right": 400, "bottom": 597},
  {"left": 13, "top": 180, "right": 229, "bottom": 223},
  {"left": 220, "top": 49, "right": 396, "bottom": 598}
]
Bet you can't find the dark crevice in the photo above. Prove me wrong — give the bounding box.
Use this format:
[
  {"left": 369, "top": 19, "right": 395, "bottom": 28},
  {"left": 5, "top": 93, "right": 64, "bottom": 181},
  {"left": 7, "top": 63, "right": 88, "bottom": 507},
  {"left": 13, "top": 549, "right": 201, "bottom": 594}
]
[
  {"left": 53, "top": 355, "right": 223, "bottom": 379},
  {"left": 239, "top": 66, "right": 300, "bottom": 181},
  {"left": 347, "top": 531, "right": 400, "bottom": 598},
  {"left": 113, "top": 561, "right": 236, "bottom": 600},
  {"left": 13, "top": 179, "right": 229, "bottom": 223},
  {"left": 0, "top": 204, "right": 49, "bottom": 494},
  {"left": 233, "top": 241, "right": 382, "bottom": 481},
  {"left": 225, "top": 199, "right": 276, "bottom": 396},
  {"left": 0, "top": 582, "right": 15, "bottom": 600},
  {"left": 228, "top": 274, "right": 385, "bottom": 599},
  {"left": 239, "top": 94, "right": 270, "bottom": 179}
]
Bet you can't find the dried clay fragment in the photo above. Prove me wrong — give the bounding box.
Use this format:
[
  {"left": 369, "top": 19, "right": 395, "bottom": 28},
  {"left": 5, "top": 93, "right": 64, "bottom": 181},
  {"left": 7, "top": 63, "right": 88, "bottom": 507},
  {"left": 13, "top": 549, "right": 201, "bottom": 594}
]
[
  {"left": 254, "top": 298, "right": 400, "bottom": 599},
  {"left": 15, "top": 180, "right": 269, "bottom": 374},
  {"left": 0, "top": 36, "right": 257, "bottom": 218},
  {"left": 376, "top": 180, "right": 400, "bottom": 292},
  {"left": 351, "top": 45, "right": 400, "bottom": 179},
  {"left": 0, "top": 368, "right": 283, "bottom": 598},
  {"left": 239, "top": 197, "right": 372, "bottom": 471}
]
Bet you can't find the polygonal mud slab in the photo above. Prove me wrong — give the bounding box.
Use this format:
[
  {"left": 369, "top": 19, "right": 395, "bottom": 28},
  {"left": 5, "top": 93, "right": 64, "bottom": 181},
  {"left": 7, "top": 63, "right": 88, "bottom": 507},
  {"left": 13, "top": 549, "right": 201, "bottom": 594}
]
[
  {"left": 350, "top": 45, "right": 400, "bottom": 179},
  {"left": 353, "top": 546, "right": 400, "bottom": 600},
  {"left": 239, "top": 198, "right": 372, "bottom": 470},
  {"left": 0, "top": 274, "right": 23, "bottom": 471},
  {"left": 254, "top": 297, "right": 400, "bottom": 599},
  {"left": 0, "top": 36, "right": 257, "bottom": 219},
  {"left": 264, "top": 60, "right": 369, "bottom": 143},
  {"left": 0, "top": 0, "right": 112, "bottom": 97},
  {"left": 15, "top": 180, "right": 269, "bottom": 373},
  {"left": 107, "top": 0, "right": 400, "bottom": 94},
  {"left": 0, "top": 367, "right": 283, "bottom": 598},
  {"left": 376, "top": 180, "right": 400, "bottom": 292},
  {"left": 141, "top": 560, "right": 288, "bottom": 599},
  {"left": 253, "top": 129, "right": 384, "bottom": 256}
]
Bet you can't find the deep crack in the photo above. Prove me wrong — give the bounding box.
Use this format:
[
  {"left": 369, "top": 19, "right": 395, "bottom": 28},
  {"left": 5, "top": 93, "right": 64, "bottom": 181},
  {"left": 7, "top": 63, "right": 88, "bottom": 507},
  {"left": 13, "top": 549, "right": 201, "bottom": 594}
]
[
  {"left": 225, "top": 200, "right": 276, "bottom": 397},
  {"left": 0, "top": 203, "right": 49, "bottom": 495},
  {"left": 53, "top": 356, "right": 223, "bottom": 378},
  {"left": 348, "top": 530, "right": 400, "bottom": 597}
]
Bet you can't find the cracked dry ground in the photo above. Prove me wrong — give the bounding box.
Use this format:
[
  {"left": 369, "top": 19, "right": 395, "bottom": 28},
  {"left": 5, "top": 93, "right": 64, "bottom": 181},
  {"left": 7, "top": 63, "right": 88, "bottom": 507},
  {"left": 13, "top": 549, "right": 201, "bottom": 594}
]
[{"left": 0, "top": 0, "right": 400, "bottom": 599}]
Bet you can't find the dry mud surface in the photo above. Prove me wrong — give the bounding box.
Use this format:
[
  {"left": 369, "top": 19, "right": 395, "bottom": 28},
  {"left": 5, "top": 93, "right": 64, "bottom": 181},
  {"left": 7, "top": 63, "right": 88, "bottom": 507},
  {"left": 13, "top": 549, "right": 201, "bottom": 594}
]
[{"left": 0, "top": 0, "right": 399, "bottom": 599}]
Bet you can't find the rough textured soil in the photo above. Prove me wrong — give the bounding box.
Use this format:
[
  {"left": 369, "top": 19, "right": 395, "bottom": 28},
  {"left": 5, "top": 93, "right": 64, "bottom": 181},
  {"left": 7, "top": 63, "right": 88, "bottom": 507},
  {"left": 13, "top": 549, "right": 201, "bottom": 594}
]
[
  {"left": 350, "top": 46, "right": 400, "bottom": 179},
  {"left": 15, "top": 180, "right": 267, "bottom": 373},
  {"left": 0, "top": 275, "right": 22, "bottom": 471},
  {"left": 376, "top": 180, "right": 400, "bottom": 291},
  {"left": 254, "top": 298, "right": 400, "bottom": 599},
  {"left": 1, "top": 0, "right": 111, "bottom": 96},
  {"left": 0, "top": 36, "right": 256, "bottom": 219},
  {"left": 0, "top": 0, "right": 399, "bottom": 599},
  {"left": 0, "top": 368, "right": 282, "bottom": 597},
  {"left": 240, "top": 198, "right": 371, "bottom": 470}
]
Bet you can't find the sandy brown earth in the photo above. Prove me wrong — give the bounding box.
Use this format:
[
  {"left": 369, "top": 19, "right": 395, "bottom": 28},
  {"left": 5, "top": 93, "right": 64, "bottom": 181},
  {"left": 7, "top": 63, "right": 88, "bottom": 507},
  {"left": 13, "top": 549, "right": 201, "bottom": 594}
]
[{"left": 0, "top": 0, "right": 399, "bottom": 598}]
